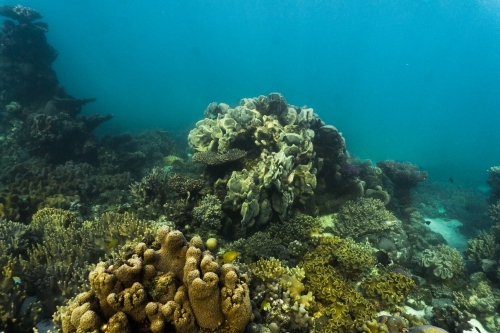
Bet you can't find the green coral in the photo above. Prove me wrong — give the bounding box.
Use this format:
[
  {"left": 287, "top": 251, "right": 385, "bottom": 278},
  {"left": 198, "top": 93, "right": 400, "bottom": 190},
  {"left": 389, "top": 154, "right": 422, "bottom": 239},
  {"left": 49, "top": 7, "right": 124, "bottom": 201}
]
[
  {"left": 420, "top": 244, "right": 465, "bottom": 280},
  {"left": 335, "top": 198, "right": 398, "bottom": 238}
]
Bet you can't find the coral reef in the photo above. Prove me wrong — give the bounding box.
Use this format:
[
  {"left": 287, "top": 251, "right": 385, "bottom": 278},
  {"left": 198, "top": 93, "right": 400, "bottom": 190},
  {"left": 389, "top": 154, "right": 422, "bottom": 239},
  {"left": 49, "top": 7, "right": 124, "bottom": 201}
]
[
  {"left": 249, "top": 258, "right": 314, "bottom": 331},
  {"left": 464, "top": 231, "right": 500, "bottom": 263},
  {"left": 431, "top": 305, "right": 474, "bottom": 333},
  {"left": 452, "top": 273, "right": 500, "bottom": 333},
  {"left": 299, "top": 236, "right": 377, "bottom": 332},
  {"left": 0, "top": 219, "right": 42, "bottom": 332},
  {"left": 487, "top": 166, "right": 500, "bottom": 203},
  {"left": 419, "top": 244, "right": 465, "bottom": 280},
  {"left": 189, "top": 93, "right": 345, "bottom": 228},
  {"left": 335, "top": 197, "right": 399, "bottom": 238},
  {"left": 192, "top": 148, "right": 247, "bottom": 166},
  {"left": 377, "top": 160, "right": 427, "bottom": 208},
  {"left": 55, "top": 227, "right": 253, "bottom": 333},
  {"left": 0, "top": 160, "right": 131, "bottom": 222},
  {"left": 192, "top": 194, "right": 223, "bottom": 230},
  {"left": 360, "top": 271, "right": 415, "bottom": 308}
]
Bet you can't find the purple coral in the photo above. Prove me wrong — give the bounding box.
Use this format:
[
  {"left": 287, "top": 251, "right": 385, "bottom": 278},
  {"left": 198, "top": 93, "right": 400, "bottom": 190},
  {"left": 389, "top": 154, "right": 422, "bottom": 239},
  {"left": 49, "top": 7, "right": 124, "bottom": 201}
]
[{"left": 340, "top": 162, "right": 359, "bottom": 178}]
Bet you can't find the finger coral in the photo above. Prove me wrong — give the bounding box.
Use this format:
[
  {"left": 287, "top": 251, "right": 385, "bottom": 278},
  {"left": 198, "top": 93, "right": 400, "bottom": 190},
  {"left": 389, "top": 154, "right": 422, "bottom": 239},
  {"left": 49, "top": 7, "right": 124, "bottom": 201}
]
[{"left": 55, "top": 226, "right": 253, "bottom": 333}]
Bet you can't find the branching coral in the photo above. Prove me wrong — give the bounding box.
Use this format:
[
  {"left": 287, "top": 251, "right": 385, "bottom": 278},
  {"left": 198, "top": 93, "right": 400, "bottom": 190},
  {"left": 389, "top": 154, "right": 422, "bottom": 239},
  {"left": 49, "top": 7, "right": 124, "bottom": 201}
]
[
  {"left": 249, "top": 258, "right": 314, "bottom": 331},
  {"left": 464, "top": 231, "right": 500, "bottom": 263},
  {"left": 0, "top": 219, "right": 42, "bottom": 332},
  {"left": 192, "top": 194, "right": 223, "bottom": 230},
  {"left": 55, "top": 227, "right": 253, "bottom": 333},
  {"left": 488, "top": 200, "right": 500, "bottom": 223},
  {"left": 487, "top": 166, "right": 500, "bottom": 202},
  {"left": 130, "top": 166, "right": 170, "bottom": 206},
  {"left": 335, "top": 197, "right": 398, "bottom": 238},
  {"left": 420, "top": 244, "right": 465, "bottom": 280},
  {"left": 299, "top": 236, "right": 377, "bottom": 331}
]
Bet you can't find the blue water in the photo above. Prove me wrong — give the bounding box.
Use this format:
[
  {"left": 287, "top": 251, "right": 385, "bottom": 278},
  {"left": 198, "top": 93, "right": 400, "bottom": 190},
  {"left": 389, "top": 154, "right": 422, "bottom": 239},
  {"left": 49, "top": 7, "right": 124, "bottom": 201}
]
[{"left": 11, "top": 0, "right": 500, "bottom": 186}]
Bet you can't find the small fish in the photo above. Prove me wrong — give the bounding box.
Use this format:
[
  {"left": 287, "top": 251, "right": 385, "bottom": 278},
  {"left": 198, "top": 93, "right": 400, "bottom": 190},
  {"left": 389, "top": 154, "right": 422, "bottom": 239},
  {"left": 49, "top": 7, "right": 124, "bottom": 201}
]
[
  {"left": 12, "top": 276, "right": 21, "bottom": 285},
  {"left": 425, "top": 220, "right": 431, "bottom": 225},
  {"left": 449, "top": 177, "right": 454, "bottom": 183},
  {"left": 218, "top": 251, "right": 238, "bottom": 264},
  {"left": 105, "top": 239, "right": 119, "bottom": 250},
  {"left": 475, "top": 327, "right": 482, "bottom": 333}
]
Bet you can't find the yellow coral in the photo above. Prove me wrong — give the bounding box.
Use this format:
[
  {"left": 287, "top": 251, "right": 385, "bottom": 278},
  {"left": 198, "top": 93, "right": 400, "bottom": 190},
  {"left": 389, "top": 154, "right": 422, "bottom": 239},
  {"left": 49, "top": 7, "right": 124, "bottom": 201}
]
[
  {"left": 56, "top": 227, "right": 253, "bottom": 333},
  {"left": 361, "top": 271, "right": 415, "bottom": 308}
]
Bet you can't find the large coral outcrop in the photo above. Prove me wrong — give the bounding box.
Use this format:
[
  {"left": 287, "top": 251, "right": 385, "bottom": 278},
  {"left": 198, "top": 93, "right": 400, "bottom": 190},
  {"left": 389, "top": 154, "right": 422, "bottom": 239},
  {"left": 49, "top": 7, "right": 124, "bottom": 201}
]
[
  {"left": 56, "top": 226, "right": 253, "bottom": 333},
  {"left": 189, "top": 93, "right": 347, "bottom": 227}
]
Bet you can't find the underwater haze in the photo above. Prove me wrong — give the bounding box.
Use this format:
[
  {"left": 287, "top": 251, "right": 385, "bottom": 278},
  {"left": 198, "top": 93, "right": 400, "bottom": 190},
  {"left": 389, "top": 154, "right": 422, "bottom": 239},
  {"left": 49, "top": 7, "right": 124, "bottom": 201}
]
[{"left": 14, "top": 0, "right": 500, "bottom": 186}]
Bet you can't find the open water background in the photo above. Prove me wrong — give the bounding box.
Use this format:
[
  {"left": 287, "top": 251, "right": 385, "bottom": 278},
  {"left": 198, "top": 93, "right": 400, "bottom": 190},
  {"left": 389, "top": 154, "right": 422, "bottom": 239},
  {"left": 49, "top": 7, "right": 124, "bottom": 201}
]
[{"left": 6, "top": 0, "right": 500, "bottom": 186}]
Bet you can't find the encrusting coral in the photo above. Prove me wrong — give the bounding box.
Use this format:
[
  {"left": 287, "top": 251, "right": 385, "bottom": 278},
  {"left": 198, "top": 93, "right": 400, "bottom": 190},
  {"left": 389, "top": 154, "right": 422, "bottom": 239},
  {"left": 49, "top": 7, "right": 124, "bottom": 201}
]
[{"left": 55, "top": 226, "right": 253, "bottom": 333}]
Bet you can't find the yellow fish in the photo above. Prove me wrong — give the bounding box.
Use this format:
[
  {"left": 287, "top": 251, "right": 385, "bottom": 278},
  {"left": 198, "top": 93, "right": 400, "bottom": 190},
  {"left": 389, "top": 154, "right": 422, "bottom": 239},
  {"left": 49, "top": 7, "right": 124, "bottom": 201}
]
[
  {"left": 218, "top": 251, "right": 238, "bottom": 264},
  {"left": 12, "top": 276, "right": 21, "bottom": 285},
  {"left": 105, "top": 239, "right": 119, "bottom": 250}
]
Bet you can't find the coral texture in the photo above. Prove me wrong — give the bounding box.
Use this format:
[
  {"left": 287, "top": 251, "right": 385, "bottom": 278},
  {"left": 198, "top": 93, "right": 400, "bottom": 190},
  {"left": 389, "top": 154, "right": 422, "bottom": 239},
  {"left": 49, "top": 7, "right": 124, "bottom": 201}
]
[
  {"left": 189, "top": 93, "right": 345, "bottom": 227},
  {"left": 335, "top": 197, "right": 399, "bottom": 238},
  {"left": 56, "top": 227, "right": 253, "bottom": 333},
  {"left": 420, "top": 244, "right": 465, "bottom": 280}
]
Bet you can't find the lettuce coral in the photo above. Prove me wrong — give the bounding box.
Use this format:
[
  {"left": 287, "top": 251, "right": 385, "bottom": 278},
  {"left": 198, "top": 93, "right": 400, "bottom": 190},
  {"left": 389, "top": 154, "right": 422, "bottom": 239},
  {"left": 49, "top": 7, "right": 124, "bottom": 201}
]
[
  {"left": 420, "top": 244, "right": 465, "bottom": 280},
  {"left": 189, "top": 93, "right": 346, "bottom": 228}
]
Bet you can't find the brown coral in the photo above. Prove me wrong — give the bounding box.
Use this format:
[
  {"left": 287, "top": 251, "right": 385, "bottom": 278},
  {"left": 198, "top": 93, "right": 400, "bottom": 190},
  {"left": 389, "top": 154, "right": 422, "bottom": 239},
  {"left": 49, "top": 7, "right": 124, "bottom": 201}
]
[
  {"left": 56, "top": 227, "right": 253, "bottom": 333},
  {"left": 192, "top": 149, "right": 247, "bottom": 165}
]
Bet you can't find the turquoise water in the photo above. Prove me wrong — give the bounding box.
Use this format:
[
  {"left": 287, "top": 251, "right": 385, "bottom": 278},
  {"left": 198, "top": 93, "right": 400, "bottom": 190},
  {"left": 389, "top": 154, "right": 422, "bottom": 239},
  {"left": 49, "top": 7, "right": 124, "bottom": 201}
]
[{"left": 17, "top": 0, "right": 500, "bottom": 185}]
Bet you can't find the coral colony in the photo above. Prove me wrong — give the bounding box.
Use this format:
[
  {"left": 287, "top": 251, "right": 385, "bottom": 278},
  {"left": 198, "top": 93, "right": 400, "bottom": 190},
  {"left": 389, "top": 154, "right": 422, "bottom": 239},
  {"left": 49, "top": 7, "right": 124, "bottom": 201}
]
[{"left": 0, "top": 5, "right": 499, "bottom": 333}]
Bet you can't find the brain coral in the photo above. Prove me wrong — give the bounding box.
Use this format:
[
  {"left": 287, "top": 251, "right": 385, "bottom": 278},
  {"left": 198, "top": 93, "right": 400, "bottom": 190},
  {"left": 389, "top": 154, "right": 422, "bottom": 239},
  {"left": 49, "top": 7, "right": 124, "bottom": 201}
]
[{"left": 188, "top": 93, "right": 347, "bottom": 228}]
